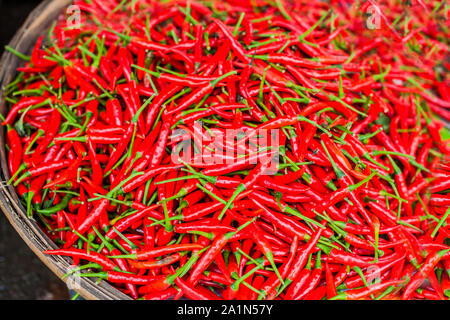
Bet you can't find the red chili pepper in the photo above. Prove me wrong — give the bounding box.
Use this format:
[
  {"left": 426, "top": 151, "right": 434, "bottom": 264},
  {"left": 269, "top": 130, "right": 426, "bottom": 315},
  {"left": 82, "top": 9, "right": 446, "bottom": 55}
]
[
  {"left": 165, "top": 71, "right": 236, "bottom": 117},
  {"left": 128, "top": 253, "right": 182, "bottom": 269},
  {"left": 325, "top": 262, "right": 337, "bottom": 299},
  {"left": 174, "top": 277, "right": 222, "bottom": 300},
  {"left": 82, "top": 271, "right": 164, "bottom": 285},
  {"left": 43, "top": 158, "right": 82, "bottom": 189},
  {"left": 326, "top": 248, "right": 372, "bottom": 268},
  {"left": 334, "top": 280, "right": 405, "bottom": 300},
  {"left": 213, "top": 18, "right": 250, "bottom": 64},
  {"left": 218, "top": 152, "right": 277, "bottom": 219},
  {"left": 44, "top": 248, "right": 118, "bottom": 271},
  {"left": 63, "top": 198, "right": 109, "bottom": 248},
  {"left": 187, "top": 218, "right": 254, "bottom": 286},
  {"left": 284, "top": 222, "right": 326, "bottom": 289},
  {"left": 402, "top": 249, "right": 450, "bottom": 300},
  {"left": 105, "top": 204, "right": 161, "bottom": 241},
  {"left": 3, "top": 96, "right": 50, "bottom": 125},
  {"left": 111, "top": 243, "right": 204, "bottom": 261}
]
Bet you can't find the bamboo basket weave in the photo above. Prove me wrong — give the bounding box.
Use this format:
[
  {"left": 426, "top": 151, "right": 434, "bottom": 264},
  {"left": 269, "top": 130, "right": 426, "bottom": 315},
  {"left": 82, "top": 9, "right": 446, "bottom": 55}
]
[{"left": 0, "top": 0, "right": 131, "bottom": 300}]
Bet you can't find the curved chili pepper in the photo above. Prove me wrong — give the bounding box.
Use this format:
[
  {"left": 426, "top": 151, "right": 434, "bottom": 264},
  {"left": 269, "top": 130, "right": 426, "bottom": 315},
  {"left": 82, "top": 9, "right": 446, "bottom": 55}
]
[
  {"left": 402, "top": 249, "right": 450, "bottom": 300},
  {"left": 44, "top": 248, "right": 118, "bottom": 271}
]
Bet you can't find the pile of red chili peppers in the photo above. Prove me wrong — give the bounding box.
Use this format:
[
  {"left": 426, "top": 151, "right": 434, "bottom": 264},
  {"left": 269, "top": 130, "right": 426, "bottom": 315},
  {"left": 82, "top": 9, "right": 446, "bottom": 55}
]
[{"left": 3, "top": 0, "right": 450, "bottom": 300}]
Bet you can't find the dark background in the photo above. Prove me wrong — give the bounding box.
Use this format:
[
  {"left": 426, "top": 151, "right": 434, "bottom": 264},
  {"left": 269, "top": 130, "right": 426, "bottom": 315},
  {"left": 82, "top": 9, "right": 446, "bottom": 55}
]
[{"left": 0, "top": 0, "right": 70, "bottom": 300}]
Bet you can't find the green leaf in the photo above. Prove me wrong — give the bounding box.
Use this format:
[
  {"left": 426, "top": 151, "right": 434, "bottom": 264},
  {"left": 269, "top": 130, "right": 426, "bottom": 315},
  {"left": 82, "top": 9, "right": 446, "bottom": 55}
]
[
  {"left": 440, "top": 126, "right": 450, "bottom": 142},
  {"left": 375, "top": 112, "right": 391, "bottom": 132}
]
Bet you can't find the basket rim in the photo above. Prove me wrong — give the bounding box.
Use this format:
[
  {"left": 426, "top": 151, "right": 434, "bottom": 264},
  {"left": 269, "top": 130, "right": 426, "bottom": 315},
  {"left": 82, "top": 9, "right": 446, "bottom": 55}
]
[{"left": 0, "top": 0, "right": 131, "bottom": 300}]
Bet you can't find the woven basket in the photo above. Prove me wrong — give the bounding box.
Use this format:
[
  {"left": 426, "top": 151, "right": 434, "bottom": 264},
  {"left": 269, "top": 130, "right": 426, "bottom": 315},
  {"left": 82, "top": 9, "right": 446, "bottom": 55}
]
[{"left": 0, "top": 0, "right": 131, "bottom": 300}]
